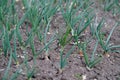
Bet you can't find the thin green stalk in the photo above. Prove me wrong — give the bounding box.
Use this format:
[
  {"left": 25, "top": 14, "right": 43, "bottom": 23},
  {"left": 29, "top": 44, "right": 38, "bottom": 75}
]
[
  {"left": 2, "top": 49, "right": 12, "bottom": 80},
  {"left": 12, "top": 28, "right": 18, "bottom": 65},
  {"left": 44, "top": 19, "right": 51, "bottom": 60},
  {"left": 82, "top": 43, "right": 89, "bottom": 66},
  {"left": 105, "top": 23, "right": 118, "bottom": 46},
  {"left": 60, "top": 45, "right": 75, "bottom": 72}
]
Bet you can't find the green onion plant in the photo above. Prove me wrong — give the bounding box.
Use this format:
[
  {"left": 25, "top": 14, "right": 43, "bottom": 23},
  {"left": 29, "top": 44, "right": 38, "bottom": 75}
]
[
  {"left": 100, "top": 0, "right": 120, "bottom": 16},
  {"left": 59, "top": 45, "right": 75, "bottom": 73},
  {"left": 96, "top": 22, "right": 120, "bottom": 54},
  {"left": 81, "top": 41, "right": 102, "bottom": 69}
]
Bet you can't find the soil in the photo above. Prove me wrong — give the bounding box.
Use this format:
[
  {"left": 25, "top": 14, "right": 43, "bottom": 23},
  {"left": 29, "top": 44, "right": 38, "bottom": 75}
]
[{"left": 0, "top": 1, "right": 120, "bottom": 80}]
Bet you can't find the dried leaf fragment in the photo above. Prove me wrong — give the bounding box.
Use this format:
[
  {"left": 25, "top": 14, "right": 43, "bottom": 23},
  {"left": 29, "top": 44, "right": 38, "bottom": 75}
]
[{"left": 79, "top": 50, "right": 84, "bottom": 57}]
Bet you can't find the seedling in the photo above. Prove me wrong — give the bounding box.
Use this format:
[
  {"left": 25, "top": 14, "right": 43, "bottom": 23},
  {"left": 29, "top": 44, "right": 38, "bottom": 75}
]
[
  {"left": 100, "top": 0, "right": 120, "bottom": 16},
  {"left": 43, "top": 19, "right": 55, "bottom": 60},
  {"left": 96, "top": 22, "right": 120, "bottom": 54},
  {"left": 74, "top": 74, "right": 82, "bottom": 80},
  {"left": 81, "top": 41, "right": 102, "bottom": 69},
  {"left": 59, "top": 45, "right": 75, "bottom": 73}
]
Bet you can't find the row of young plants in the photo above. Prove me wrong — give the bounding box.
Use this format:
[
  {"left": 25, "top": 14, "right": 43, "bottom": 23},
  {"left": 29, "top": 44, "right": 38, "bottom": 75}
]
[{"left": 0, "top": 0, "right": 120, "bottom": 80}]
